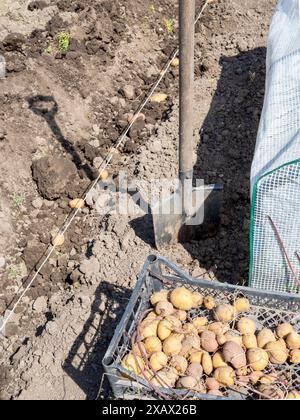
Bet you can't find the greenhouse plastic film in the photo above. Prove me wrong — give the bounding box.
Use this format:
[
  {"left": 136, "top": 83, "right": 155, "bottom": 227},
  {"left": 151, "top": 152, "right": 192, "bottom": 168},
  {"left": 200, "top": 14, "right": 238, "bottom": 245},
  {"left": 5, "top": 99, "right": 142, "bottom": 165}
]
[{"left": 250, "top": 0, "right": 300, "bottom": 292}]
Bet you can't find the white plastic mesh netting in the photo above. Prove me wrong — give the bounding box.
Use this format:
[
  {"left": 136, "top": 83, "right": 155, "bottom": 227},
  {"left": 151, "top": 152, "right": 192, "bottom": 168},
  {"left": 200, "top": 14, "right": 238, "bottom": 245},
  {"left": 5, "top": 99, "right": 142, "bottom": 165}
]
[{"left": 250, "top": 0, "right": 300, "bottom": 292}]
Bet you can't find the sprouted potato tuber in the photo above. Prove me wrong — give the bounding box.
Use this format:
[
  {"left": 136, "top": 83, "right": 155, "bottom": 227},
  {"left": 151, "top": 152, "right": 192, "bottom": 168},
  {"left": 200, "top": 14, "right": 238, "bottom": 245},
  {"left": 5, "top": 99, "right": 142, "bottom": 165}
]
[
  {"left": 289, "top": 349, "right": 300, "bottom": 364},
  {"left": 123, "top": 284, "right": 299, "bottom": 399},
  {"left": 212, "top": 352, "right": 228, "bottom": 369},
  {"left": 180, "top": 335, "right": 201, "bottom": 356},
  {"left": 186, "top": 362, "right": 203, "bottom": 379},
  {"left": 169, "top": 355, "right": 188, "bottom": 374},
  {"left": 258, "top": 384, "right": 284, "bottom": 400},
  {"left": 176, "top": 375, "right": 198, "bottom": 390},
  {"left": 204, "top": 295, "right": 215, "bottom": 310},
  {"left": 259, "top": 374, "right": 277, "bottom": 384},
  {"left": 192, "top": 316, "right": 208, "bottom": 329},
  {"left": 173, "top": 310, "right": 187, "bottom": 321},
  {"left": 214, "top": 304, "right": 235, "bottom": 323},
  {"left": 189, "top": 350, "right": 205, "bottom": 364},
  {"left": 150, "top": 93, "right": 168, "bottom": 103},
  {"left": 140, "top": 319, "right": 159, "bottom": 340},
  {"left": 201, "top": 330, "right": 219, "bottom": 353},
  {"left": 69, "top": 198, "right": 85, "bottom": 209},
  {"left": 182, "top": 322, "right": 198, "bottom": 335},
  {"left": 144, "top": 336, "right": 162, "bottom": 354},
  {"left": 276, "top": 323, "right": 294, "bottom": 339},
  {"left": 285, "top": 331, "right": 300, "bottom": 350},
  {"left": 165, "top": 315, "right": 182, "bottom": 330},
  {"left": 208, "top": 322, "right": 229, "bottom": 336},
  {"left": 122, "top": 353, "right": 144, "bottom": 376},
  {"left": 224, "top": 330, "right": 243, "bottom": 347},
  {"left": 150, "top": 290, "right": 169, "bottom": 306},
  {"left": 234, "top": 297, "right": 250, "bottom": 313},
  {"left": 157, "top": 316, "right": 181, "bottom": 340},
  {"left": 257, "top": 328, "right": 276, "bottom": 349},
  {"left": 52, "top": 234, "right": 65, "bottom": 247},
  {"left": 247, "top": 348, "right": 269, "bottom": 371},
  {"left": 242, "top": 334, "right": 257, "bottom": 349},
  {"left": 213, "top": 366, "right": 235, "bottom": 387},
  {"left": 206, "top": 377, "right": 220, "bottom": 390},
  {"left": 156, "top": 321, "right": 171, "bottom": 340},
  {"left": 202, "top": 353, "right": 213, "bottom": 375},
  {"left": 286, "top": 390, "right": 300, "bottom": 399},
  {"left": 149, "top": 351, "right": 168, "bottom": 371},
  {"left": 163, "top": 333, "right": 183, "bottom": 356},
  {"left": 236, "top": 317, "right": 256, "bottom": 335},
  {"left": 264, "top": 340, "right": 288, "bottom": 364},
  {"left": 155, "top": 301, "right": 174, "bottom": 316},
  {"left": 191, "top": 292, "right": 204, "bottom": 308},
  {"left": 222, "top": 341, "right": 246, "bottom": 369},
  {"left": 132, "top": 342, "right": 147, "bottom": 358}
]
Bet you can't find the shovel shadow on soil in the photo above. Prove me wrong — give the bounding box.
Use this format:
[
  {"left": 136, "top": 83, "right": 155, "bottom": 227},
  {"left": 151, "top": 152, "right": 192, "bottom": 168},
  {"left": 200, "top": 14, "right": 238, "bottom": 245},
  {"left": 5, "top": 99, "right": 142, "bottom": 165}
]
[
  {"left": 27, "top": 95, "right": 95, "bottom": 180},
  {"left": 63, "top": 281, "right": 132, "bottom": 400},
  {"left": 184, "top": 47, "right": 267, "bottom": 284}
]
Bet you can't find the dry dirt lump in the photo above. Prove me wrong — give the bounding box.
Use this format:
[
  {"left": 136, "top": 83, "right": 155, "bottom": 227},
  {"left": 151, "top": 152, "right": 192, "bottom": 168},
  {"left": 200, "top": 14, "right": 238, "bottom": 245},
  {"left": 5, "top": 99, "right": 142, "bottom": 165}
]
[{"left": 3, "top": 33, "right": 26, "bottom": 52}]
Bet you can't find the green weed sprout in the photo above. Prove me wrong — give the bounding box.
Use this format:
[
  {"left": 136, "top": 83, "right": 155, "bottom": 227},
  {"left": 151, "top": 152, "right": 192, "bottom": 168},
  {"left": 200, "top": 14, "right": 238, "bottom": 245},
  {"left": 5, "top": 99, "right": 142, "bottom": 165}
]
[
  {"left": 8, "top": 265, "right": 21, "bottom": 279},
  {"left": 164, "top": 19, "right": 174, "bottom": 34},
  {"left": 12, "top": 193, "right": 25, "bottom": 208}
]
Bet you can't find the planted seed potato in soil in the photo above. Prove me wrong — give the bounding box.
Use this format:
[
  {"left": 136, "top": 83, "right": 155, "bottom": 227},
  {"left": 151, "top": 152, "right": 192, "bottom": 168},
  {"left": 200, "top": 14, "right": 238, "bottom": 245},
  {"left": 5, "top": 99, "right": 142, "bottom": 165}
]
[{"left": 0, "top": 0, "right": 276, "bottom": 400}]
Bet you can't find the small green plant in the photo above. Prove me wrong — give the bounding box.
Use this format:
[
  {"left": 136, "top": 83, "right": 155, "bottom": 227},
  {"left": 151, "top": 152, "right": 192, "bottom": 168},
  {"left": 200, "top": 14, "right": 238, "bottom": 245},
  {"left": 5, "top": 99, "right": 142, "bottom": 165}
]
[
  {"left": 8, "top": 265, "right": 21, "bottom": 279},
  {"left": 57, "top": 32, "right": 71, "bottom": 53},
  {"left": 12, "top": 193, "right": 25, "bottom": 208},
  {"left": 149, "top": 4, "right": 156, "bottom": 13},
  {"left": 44, "top": 43, "right": 54, "bottom": 54},
  {"left": 164, "top": 18, "right": 174, "bottom": 34}
]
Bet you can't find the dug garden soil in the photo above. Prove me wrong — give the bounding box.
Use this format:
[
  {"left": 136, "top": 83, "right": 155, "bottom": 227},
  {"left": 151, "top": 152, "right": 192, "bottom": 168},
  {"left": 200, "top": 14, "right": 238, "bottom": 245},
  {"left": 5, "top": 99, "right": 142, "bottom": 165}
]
[{"left": 0, "top": 0, "right": 275, "bottom": 400}]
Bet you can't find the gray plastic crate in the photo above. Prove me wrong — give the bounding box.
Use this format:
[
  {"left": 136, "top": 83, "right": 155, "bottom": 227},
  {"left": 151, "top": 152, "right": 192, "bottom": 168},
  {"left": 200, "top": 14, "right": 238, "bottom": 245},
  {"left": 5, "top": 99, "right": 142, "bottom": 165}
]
[{"left": 102, "top": 255, "right": 300, "bottom": 400}]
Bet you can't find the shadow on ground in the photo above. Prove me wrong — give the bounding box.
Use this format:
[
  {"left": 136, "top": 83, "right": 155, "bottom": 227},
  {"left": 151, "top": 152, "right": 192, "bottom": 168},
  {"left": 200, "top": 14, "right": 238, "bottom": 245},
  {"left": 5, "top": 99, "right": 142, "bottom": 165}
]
[
  {"left": 27, "top": 95, "right": 96, "bottom": 180},
  {"left": 63, "top": 281, "right": 131, "bottom": 400}
]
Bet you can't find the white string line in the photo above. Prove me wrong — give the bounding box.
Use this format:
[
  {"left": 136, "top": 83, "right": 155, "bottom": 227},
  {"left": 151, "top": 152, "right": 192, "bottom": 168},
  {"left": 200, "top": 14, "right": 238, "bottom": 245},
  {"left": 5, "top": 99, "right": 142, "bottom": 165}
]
[{"left": 0, "top": 0, "right": 210, "bottom": 334}]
